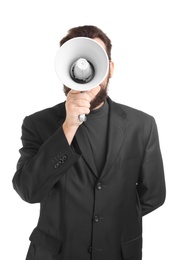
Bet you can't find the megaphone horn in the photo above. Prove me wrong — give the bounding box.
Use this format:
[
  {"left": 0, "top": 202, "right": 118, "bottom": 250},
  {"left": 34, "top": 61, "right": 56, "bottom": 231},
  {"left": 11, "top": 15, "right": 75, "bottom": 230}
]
[
  {"left": 54, "top": 37, "right": 109, "bottom": 91},
  {"left": 54, "top": 37, "right": 109, "bottom": 122}
]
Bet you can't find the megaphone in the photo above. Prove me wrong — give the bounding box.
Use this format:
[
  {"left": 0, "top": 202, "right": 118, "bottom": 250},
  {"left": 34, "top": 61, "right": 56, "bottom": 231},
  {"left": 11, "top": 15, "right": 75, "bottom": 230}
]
[
  {"left": 54, "top": 37, "right": 109, "bottom": 91},
  {"left": 54, "top": 37, "right": 109, "bottom": 121}
]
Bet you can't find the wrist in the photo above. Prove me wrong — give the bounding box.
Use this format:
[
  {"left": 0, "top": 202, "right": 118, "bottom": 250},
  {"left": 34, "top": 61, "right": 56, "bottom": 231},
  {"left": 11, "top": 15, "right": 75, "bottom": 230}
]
[{"left": 62, "top": 122, "right": 79, "bottom": 145}]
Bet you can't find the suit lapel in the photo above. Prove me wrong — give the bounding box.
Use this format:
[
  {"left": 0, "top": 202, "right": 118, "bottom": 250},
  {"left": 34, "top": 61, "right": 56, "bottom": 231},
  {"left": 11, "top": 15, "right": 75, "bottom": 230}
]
[
  {"left": 100, "top": 98, "right": 128, "bottom": 178},
  {"left": 75, "top": 98, "right": 128, "bottom": 179}
]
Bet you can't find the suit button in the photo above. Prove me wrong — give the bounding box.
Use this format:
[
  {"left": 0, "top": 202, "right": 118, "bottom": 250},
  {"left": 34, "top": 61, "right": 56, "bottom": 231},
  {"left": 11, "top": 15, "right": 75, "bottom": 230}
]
[
  {"left": 93, "top": 215, "right": 99, "bottom": 223},
  {"left": 59, "top": 159, "right": 64, "bottom": 164},
  {"left": 96, "top": 182, "right": 102, "bottom": 190},
  {"left": 54, "top": 163, "right": 59, "bottom": 168},
  {"left": 63, "top": 155, "right": 67, "bottom": 160},
  {"left": 88, "top": 246, "right": 92, "bottom": 253}
]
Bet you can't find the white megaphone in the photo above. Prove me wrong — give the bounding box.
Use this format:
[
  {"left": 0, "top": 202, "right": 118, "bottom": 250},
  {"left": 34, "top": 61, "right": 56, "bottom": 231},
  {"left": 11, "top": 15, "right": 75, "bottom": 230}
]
[{"left": 54, "top": 37, "right": 109, "bottom": 121}]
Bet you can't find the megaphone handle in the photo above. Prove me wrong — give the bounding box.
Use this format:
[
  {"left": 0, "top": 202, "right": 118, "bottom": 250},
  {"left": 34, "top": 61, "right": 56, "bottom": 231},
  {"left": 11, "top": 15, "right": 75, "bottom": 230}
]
[
  {"left": 79, "top": 114, "right": 87, "bottom": 122},
  {"left": 78, "top": 91, "right": 87, "bottom": 122}
]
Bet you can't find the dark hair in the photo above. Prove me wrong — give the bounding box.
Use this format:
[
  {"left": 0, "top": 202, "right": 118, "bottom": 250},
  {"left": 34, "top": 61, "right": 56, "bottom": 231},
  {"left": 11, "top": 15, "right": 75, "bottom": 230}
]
[{"left": 60, "top": 25, "right": 112, "bottom": 60}]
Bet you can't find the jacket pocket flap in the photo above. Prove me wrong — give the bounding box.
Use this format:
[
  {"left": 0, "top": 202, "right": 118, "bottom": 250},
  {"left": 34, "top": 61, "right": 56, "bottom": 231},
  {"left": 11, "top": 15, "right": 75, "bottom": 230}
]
[
  {"left": 122, "top": 235, "right": 142, "bottom": 259},
  {"left": 29, "top": 227, "right": 61, "bottom": 255}
]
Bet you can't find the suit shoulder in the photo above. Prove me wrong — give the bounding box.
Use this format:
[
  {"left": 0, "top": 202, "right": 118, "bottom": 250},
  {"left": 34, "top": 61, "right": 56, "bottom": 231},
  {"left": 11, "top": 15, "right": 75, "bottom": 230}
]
[
  {"left": 26, "top": 102, "right": 65, "bottom": 121},
  {"left": 116, "top": 102, "right": 154, "bottom": 122},
  {"left": 112, "top": 102, "right": 157, "bottom": 140},
  {"left": 108, "top": 99, "right": 156, "bottom": 133},
  {"left": 22, "top": 102, "right": 66, "bottom": 140}
]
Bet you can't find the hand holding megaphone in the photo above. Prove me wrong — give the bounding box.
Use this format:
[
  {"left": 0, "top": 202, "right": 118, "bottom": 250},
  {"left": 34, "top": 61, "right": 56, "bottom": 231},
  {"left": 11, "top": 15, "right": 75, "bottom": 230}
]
[
  {"left": 62, "top": 86, "right": 101, "bottom": 145},
  {"left": 65, "top": 85, "right": 101, "bottom": 125},
  {"left": 54, "top": 37, "right": 109, "bottom": 122}
]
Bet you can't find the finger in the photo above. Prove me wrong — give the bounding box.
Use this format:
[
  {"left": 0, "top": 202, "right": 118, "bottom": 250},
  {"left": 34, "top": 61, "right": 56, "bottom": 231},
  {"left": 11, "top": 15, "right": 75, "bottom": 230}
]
[
  {"left": 68, "top": 91, "right": 91, "bottom": 102},
  {"left": 74, "top": 100, "right": 91, "bottom": 108},
  {"left": 69, "top": 90, "right": 81, "bottom": 94}
]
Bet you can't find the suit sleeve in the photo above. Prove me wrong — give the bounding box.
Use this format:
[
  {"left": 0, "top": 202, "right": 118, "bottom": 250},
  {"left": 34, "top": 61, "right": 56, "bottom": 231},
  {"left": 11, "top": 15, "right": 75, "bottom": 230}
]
[
  {"left": 137, "top": 117, "right": 166, "bottom": 216},
  {"left": 12, "top": 116, "right": 81, "bottom": 203}
]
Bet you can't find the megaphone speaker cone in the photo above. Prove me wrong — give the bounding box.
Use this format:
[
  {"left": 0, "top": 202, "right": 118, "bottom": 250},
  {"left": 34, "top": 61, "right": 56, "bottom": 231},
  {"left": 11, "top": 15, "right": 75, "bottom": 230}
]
[{"left": 70, "top": 58, "right": 95, "bottom": 84}]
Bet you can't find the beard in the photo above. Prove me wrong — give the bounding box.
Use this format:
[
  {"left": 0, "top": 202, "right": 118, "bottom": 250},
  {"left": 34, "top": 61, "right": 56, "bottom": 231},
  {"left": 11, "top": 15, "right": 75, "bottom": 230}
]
[
  {"left": 63, "top": 71, "right": 110, "bottom": 110},
  {"left": 89, "top": 84, "right": 108, "bottom": 109}
]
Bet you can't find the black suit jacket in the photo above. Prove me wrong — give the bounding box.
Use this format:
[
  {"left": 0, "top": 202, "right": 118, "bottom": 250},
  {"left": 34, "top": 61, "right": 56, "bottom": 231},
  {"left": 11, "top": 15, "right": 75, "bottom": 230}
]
[{"left": 12, "top": 97, "right": 166, "bottom": 260}]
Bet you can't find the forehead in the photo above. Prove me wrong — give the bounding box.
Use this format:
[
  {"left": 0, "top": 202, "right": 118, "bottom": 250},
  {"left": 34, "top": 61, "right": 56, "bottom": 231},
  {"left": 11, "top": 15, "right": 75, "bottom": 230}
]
[{"left": 93, "top": 37, "right": 106, "bottom": 51}]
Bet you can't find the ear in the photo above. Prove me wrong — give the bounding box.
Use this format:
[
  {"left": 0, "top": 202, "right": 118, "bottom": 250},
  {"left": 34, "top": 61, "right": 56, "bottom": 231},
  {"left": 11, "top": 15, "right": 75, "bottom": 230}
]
[{"left": 109, "top": 61, "right": 114, "bottom": 78}]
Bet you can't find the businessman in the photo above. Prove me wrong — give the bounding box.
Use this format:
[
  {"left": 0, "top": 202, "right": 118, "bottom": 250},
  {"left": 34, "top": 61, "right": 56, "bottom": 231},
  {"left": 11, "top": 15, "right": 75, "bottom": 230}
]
[{"left": 12, "top": 25, "right": 166, "bottom": 260}]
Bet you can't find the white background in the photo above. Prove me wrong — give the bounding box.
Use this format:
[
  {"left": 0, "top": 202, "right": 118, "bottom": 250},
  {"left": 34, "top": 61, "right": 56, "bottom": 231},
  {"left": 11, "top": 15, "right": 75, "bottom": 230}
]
[{"left": 0, "top": 0, "right": 173, "bottom": 259}]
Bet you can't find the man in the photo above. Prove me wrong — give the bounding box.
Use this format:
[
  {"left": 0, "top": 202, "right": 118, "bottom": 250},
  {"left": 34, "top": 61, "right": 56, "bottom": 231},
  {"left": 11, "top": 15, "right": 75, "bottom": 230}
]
[{"left": 12, "top": 25, "right": 166, "bottom": 260}]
